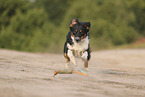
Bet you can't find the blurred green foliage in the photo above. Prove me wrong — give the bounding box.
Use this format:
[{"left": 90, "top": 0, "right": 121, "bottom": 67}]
[{"left": 0, "top": 0, "right": 145, "bottom": 53}]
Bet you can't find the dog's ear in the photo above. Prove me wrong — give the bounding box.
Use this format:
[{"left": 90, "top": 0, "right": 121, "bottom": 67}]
[
  {"left": 83, "top": 22, "right": 91, "bottom": 31},
  {"left": 70, "top": 18, "right": 79, "bottom": 27}
]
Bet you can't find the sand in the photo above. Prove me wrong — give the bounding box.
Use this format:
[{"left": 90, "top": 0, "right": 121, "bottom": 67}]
[{"left": 0, "top": 49, "right": 145, "bottom": 97}]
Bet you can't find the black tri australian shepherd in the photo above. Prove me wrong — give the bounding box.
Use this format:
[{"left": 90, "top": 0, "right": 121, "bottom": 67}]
[{"left": 64, "top": 18, "right": 91, "bottom": 71}]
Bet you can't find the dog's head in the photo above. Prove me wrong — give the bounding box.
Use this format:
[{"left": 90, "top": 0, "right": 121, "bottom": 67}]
[{"left": 70, "top": 18, "right": 91, "bottom": 43}]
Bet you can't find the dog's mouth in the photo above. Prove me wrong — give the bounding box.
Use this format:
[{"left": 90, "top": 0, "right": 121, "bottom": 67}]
[{"left": 75, "top": 37, "right": 81, "bottom": 43}]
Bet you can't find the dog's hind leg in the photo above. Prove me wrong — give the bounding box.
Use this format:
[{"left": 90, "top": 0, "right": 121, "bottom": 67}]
[
  {"left": 64, "top": 42, "right": 72, "bottom": 69},
  {"left": 82, "top": 59, "right": 89, "bottom": 71},
  {"left": 64, "top": 53, "right": 70, "bottom": 69},
  {"left": 84, "top": 59, "right": 88, "bottom": 68}
]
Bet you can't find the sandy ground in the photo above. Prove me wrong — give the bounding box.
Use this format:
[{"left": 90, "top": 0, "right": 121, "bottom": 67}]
[{"left": 0, "top": 49, "right": 145, "bottom": 97}]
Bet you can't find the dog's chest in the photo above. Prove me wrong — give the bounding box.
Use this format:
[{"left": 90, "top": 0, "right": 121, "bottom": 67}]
[{"left": 67, "top": 36, "right": 89, "bottom": 51}]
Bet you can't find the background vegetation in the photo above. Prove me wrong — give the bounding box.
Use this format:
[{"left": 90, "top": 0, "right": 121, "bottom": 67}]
[{"left": 0, "top": 0, "right": 145, "bottom": 53}]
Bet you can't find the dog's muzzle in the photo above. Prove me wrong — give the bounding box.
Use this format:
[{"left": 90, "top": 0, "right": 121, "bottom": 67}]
[{"left": 75, "top": 37, "right": 80, "bottom": 43}]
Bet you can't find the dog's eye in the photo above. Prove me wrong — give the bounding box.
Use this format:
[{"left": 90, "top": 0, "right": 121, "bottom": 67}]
[
  {"left": 80, "top": 30, "right": 83, "bottom": 34},
  {"left": 74, "top": 30, "right": 77, "bottom": 34}
]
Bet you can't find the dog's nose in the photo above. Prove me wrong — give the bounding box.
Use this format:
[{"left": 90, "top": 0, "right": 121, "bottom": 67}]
[{"left": 75, "top": 37, "right": 80, "bottom": 42}]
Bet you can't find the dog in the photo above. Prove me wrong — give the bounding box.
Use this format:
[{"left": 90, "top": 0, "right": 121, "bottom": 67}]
[{"left": 64, "top": 18, "right": 91, "bottom": 71}]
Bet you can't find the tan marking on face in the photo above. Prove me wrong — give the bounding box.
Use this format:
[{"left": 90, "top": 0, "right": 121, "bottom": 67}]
[
  {"left": 84, "top": 25, "right": 89, "bottom": 29},
  {"left": 71, "top": 32, "right": 75, "bottom": 38},
  {"left": 72, "top": 22, "right": 77, "bottom": 25},
  {"left": 80, "top": 30, "right": 83, "bottom": 34},
  {"left": 81, "top": 34, "right": 86, "bottom": 39},
  {"left": 72, "top": 19, "right": 78, "bottom": 24},
  {"left": 70, "top": 24, "right": 73, "bottom": 27},
  {"left": 86, "top": 27, "right": 90, "bottom": 29}
]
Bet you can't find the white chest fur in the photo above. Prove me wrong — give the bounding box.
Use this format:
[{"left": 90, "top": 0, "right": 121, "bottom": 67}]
[{"left": 67, "top": 36, "right": 89, "bottom": 51}]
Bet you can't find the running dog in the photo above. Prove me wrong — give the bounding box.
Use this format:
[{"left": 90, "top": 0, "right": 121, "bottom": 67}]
[{"left": 64, "top": 18, "right": 91, "bottom": 71}]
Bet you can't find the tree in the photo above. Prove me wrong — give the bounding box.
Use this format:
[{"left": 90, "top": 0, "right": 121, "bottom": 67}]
[
  {"left": 0, "top": 0, "right": 31, "bottom": 31},
  {"left": 127, "top": 0, "right": 145, "bottom": 35},
  {"left": 35, "top": 0, "right": 73, "bottom": 25}
]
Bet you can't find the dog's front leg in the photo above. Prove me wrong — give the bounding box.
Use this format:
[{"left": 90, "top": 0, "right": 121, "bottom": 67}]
[
  {"left": 67, "top": 50, "right": 77, "bottom": 66},
  {"left": 81, "top": 51, "right": 89, "bottom": 71}
]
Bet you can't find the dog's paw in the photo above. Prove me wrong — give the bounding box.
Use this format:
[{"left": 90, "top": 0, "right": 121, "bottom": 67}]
[
  {"left": 73, "top": 63, "right": 78, "bottom": 66},
  {"left": 83, "top": 68, "right": 89, "bottom": 72}
]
